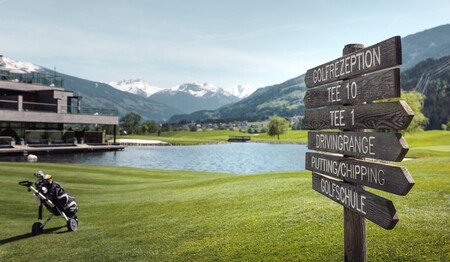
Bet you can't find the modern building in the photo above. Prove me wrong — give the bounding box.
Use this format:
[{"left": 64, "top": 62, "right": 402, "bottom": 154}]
[{"left": 0, "top": 55, "right": 122, "bottom": 153}]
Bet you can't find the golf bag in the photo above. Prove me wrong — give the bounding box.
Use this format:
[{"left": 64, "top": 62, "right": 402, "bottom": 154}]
[{"left": 19, "top": 171, "right": 79, "bottom": 235}]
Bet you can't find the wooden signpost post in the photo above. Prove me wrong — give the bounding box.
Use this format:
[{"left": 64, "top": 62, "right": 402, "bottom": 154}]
[{"left": 304, "top": 36, "right": 414, "bottom": 261}]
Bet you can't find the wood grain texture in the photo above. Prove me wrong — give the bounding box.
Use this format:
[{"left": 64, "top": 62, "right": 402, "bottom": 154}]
[
  {"left": 312, "top": 173, "right": 399, "bottom": 230},
  {"left": 306, "top": 152, "right": 415, "bottom": 195},
  {"left": 340, "top": 43, "right": 367, "bottom": 262},
  {"left": 344, "top": 188, "right": 367, "bottom": 262},
  {"left": 304, "top": 101, "right": 414, "bottom": 130},
  {"left": 305, "top": 36, "right": 402, "bottom": 88},
  {"left": 304, "top": 69, "right": 400, "bottom": 108}
]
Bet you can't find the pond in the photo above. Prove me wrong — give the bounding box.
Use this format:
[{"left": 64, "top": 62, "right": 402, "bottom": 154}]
[{"left": 3, "top": 143, "right": 309, "bottom": 174}]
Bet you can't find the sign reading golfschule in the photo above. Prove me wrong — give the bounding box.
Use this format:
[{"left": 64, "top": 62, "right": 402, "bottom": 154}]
[
  {"left": 304, "top": 36, "right": 414, "bottom": 261},
  {"left": 312, "top": 173, "right": 399, "bottom": 230}
]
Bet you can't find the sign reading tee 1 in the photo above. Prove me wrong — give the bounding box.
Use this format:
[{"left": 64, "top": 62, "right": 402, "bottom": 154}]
[{"left": 303, "top": 36, "right": 414, "bottom": 261}]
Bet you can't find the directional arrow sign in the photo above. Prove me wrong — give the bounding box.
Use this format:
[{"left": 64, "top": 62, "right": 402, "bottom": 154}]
[
  {"left": 304, "top": 69, "right": 400, "bottom": 109},
  {"left": 304, "top": 101, "right": 414, "bottom": 130},
  {"left": 306, "top": 152, "right": 414, "bottom": 195},
  {"left": 312, "top": 173, "right": 399, "bottom": 230},
  {"left": 307, "top": 131, "right": 409, "bottom": 162},
  {"left": 305, "top": 36, "right": 401, "bottom": 88}
]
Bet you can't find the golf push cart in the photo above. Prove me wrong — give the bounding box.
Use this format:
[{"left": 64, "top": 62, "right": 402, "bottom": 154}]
[{"left": 19, "top": 171, "right": 78, "bottom": 235}]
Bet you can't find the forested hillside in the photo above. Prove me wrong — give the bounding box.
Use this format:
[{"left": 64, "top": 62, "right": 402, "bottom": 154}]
[
  {"left": 401, "top": 55, "right": 450, "bottom": 129},
  {"left": 169, "top": 75, "right": 306, "bottom": 123},
  {"left": 402, "top": 24, "right": 450, "bottom": 69},
  {"left": 59, "top": 72, "right": 182, "bottom": 122}
]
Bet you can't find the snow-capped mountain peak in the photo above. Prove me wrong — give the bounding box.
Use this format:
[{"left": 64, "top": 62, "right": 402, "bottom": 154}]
[
  {"left": 108, "top": 78, "right": 256, "bottom": 100},
  {"left": 171, "top": 83, "right": 225, "bottom": 97},
  {"left": 150, "top": 82, "right": 242, "bottom": 114},
  {"left": 0, "top": 56, "right": 43, "bottom": 73},
  {"left": 226, "top": 84, "right": 256, "bottom": 99},
  {"left": 108, "top": 79, "right": 162, "bottom": 97}
]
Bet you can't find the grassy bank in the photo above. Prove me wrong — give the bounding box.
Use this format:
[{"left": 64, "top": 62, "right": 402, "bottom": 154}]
[
  {"left": 123, "top": 130, "right": 309, "bottom": 145},
  {"left": 122, "top": 129, "right": 450, "bottom": 153},
  {"left": 0, "top": 131, "right": 449, "bottom": 261},
  {"left": 404, "top": 130, "right": 450, "bottom": 157}
]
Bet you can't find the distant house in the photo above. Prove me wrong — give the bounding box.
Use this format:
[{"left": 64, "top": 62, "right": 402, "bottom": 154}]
[{"left": 0, "top": 57, "right": 119, "bottom": 146}]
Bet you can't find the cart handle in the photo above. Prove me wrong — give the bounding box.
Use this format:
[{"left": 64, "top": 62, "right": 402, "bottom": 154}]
[{"left": 19, "top": 181, "right": 33, "bottom": 187}]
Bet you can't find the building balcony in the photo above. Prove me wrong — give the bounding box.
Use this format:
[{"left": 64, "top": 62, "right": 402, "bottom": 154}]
[
  {"left": 0, "top": 95, "right": 118, "bottom": 125},
  {"left": 0, "top": 69, "right": 64, "bottom": 88}
]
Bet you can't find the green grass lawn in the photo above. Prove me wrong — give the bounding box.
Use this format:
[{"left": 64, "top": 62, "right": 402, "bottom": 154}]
[
  {"left": 0, "top": 131, "right": 449, "bottom": 261},
  {"left": 122, "top": 129, "right": 309, "bottom": 145},
  {"left": 123, "top": 130, "right": 245, "bottom": 145},
  {"left": 404, "top": 130, "right": 450, "bottom": 158}
]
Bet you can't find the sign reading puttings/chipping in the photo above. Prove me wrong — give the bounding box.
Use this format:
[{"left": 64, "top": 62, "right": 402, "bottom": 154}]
[
  {"left": 306, "top": 152, "right": 414, "bottom": 195},
  {"left": 312, "top": 173, "right": 399, "bottom": 230},
  {"left": 304, "top": 36, "right": 401, "bottom": 88}
]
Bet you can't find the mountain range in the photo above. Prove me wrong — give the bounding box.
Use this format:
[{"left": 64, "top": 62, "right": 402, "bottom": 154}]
[
  {"left": 109, "top": 79, "right": 255, "bottom": 99},
  {"left": 108, "top": 79, "right": 256, "bottom": 114},
  {"left": 401, "top": 55, "right": 450, "bottom": 129},
  {"left": 170, "top": 24, "right": 450, "bottom": 126},
  {"left": 168, "top": 75, "right": 306, "bottom": 123},
  {"left": 148, "top": 83, "right": 241, "bottom": 114},
  {"left": 1, "top": 24, "right": 449, "bottom": 127},
  {"left": 0, "top": 57, "right": 254, "bottom": 121},
  {"left": 402, "top": 24, "right": 450, "bottom": 70},
  {"left": 0, "top": 56, "right": 181, "bottom": 121},
  {"left": 108, "top": 79, "right": 163, "bottom": 97}
]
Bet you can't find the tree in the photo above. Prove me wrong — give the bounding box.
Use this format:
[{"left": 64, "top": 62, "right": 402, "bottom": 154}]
[
  {"left": 401, "top": 90, "right": 428, "bottom": 132},
  {"left": 119, "top": 112, "right": 141, "bottom": 135},
  {"left": 161, "top": 123, "right": 172, "bottom": 132},
  {"left": 143, "top": 120, "right": 159, "bottom": 133},
  {"left": 267, "top": 116, "right": 289, "bottom": 140},
  {"left": 141, "top": 124, "right": 148, "bottom": 134}
]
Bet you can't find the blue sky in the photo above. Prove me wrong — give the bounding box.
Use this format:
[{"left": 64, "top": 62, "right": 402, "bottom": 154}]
[{"left": 1, "top": 0, "right": 449, "bottom": 90}]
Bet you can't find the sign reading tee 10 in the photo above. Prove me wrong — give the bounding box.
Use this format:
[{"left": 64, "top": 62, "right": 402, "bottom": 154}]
[{"left": 303, "top": 36, "right": 415, "bottom": 230}]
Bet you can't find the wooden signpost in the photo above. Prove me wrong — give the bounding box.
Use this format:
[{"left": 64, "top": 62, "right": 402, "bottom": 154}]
[{"left": 304, "top": 36, "right": 414, "bottom": 261}]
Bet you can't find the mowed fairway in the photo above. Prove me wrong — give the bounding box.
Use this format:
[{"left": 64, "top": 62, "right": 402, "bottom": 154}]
[{"left": 0, "top": 132, "right": 449, "bottom": 261}]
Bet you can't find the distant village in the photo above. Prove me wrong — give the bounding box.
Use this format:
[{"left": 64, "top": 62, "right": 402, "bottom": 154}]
[
  {"left": 180, "top": 116, "right": 305, "bottom": 133},
  {"left": 120, "top": 115, "right": 305, "bottom": 135}
]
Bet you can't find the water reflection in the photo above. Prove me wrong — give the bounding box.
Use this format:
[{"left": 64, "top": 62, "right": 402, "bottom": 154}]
[{"left": 2, "top": 143, "right": 309, "bottom": 174}]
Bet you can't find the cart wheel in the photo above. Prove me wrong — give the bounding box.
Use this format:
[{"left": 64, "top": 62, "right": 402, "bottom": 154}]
[
  {"left": 32, "top": 222, "right": 43, "bottom": 236},
  {"left": 67, "top": 218, "right": 78, "bottom": 232}
]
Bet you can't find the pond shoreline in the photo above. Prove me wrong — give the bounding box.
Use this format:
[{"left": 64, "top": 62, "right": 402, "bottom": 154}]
[
  {"left": 118, "top": 138, "right": 306, "bottom": 146},
  {"left": 2, "top": 143, "right": 310, "bottom": 174}
]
